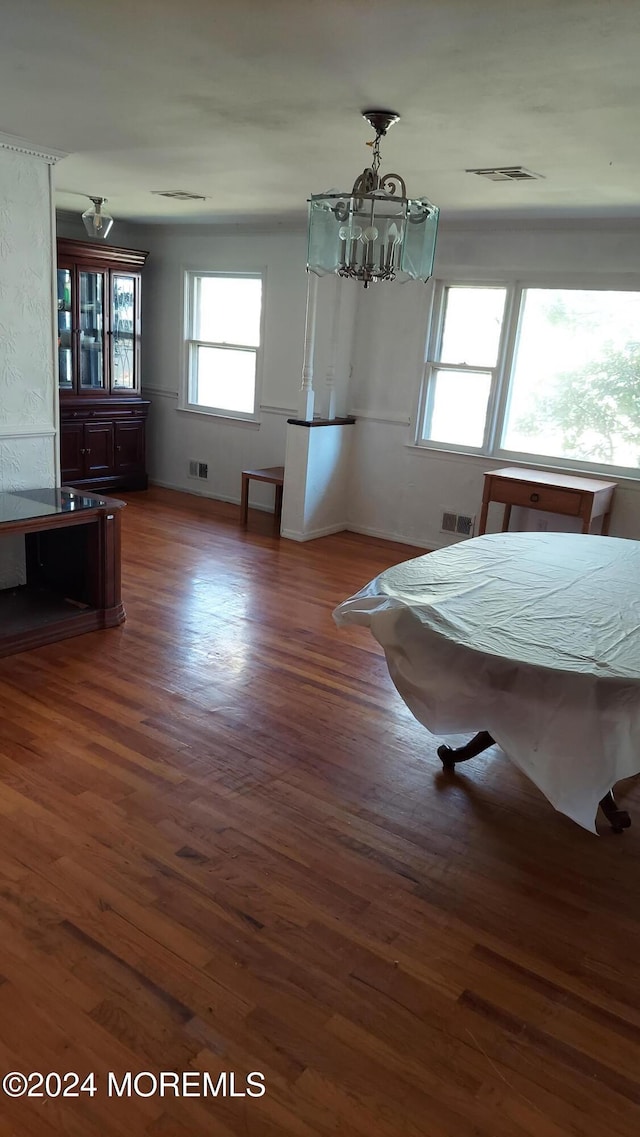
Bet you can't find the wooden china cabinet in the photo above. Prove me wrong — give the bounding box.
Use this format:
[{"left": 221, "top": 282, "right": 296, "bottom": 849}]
[{"left": 57, "top": 238, "right": 150, "bottom": 491}]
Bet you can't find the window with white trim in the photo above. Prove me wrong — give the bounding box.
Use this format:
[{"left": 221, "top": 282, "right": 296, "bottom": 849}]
[
  {"left": 418, "top": 282, "right": 640, "bottom": 475},
  {"left": 185, "top": 271, "right": 264, "bottom": 417}
]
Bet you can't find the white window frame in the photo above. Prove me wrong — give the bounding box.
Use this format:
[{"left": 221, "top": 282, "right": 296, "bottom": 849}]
[
  {"left": 181, "top": 269, "right": 265, "bottom": 422},
  {"left": 415, "top": 278, "right": 640, "bottom": 480}
]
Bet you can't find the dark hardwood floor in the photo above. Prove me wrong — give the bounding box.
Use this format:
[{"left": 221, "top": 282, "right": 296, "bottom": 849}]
[{"left": 1, "top": 486, "right": 640, "bottom": 1136}]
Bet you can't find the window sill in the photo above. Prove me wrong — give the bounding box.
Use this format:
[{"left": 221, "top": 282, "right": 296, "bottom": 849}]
[
  {"left": 406, "top": 442, "right": 640, "bottom": 487},
  {"left": 177, "top": 406, "right": 261, "bottom": 430}
]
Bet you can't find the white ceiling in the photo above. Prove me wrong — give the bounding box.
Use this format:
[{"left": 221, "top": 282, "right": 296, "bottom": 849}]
[{"left": 2, "top": 0, "right": 640, "bottom": 225}]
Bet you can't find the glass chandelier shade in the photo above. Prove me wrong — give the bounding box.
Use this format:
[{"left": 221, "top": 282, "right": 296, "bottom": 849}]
[
  {"left": 307, "top": 111, "right": 439, "bottom": 287},
  {"left": 81, "top": 196, "right": 114, "bottom": 239}
]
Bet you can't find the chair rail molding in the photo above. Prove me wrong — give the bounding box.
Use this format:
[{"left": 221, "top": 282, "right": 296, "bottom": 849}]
[{"left": 349, "top": 408, "right": 411, "bottom": 425}]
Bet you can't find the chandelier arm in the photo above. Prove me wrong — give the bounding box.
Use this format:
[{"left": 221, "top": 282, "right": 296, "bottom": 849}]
[
  {"left": 352, "top": 168, "right": 377, "bottom": 195},
  {"left": 379, "top": 173, "right": 407, "bottom": 197}
]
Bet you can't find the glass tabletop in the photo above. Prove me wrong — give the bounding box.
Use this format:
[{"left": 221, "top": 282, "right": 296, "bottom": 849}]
[{"left": 0, "top": 488, "right": 108, "bottom": 525}]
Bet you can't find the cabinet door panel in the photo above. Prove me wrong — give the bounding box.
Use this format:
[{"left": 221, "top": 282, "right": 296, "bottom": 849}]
[
  {"left": 114, "top": 419, "right": 145, "bottom": 473},
  {"left": 85, "top": 421, "right": 114, "bottom": 475},
  {"left": 78, "top": 270, "right": 107, "bottom": 390},
  {"left": 57, "top": 263, "right": 75, "bottom": 390},
  {"left": 111, "top": 273, "right": 141, "bottom": 391},
  {"left": 60, "top": 422, "right": 85, "bottom": 482}
]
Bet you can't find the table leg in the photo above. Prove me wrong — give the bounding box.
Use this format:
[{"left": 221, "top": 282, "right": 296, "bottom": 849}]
[
  {"left": 273, "top": 483, "right": 283, "bottom": 535},
  {"left": 502, "top": 504, "right": 512, "bottom": 533},
  {"left": 439, "top": 734, "right": 633, "bottom": 834},
  {"left": 580, "top": 507, "right": 592, "bottom": 534},
  {"left": 437, "top": 731, "right": 495, "bottom": 771},
  {"left": 240, "top": 474, "right": 249, "bottom": 527},
  {"left": 478, "top": 489, "right": 491, "bottom": 535},
  {"left": 600, "top": 511, "right": 611, "bottom": 536}
]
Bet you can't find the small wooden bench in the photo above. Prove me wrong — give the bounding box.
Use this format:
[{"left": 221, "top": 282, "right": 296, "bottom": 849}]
[{"left": 240, "top": 466, "right": 284, "bottom": 534}]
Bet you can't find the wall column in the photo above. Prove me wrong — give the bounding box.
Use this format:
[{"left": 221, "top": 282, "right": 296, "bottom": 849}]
[
  {"left": 0, "top": 132, "right": 66, "bottom": 586},
  {"left": 281, "top": 417, "right": 356, "bottom": 541},
  {"left": 323, "top": 275, "right": 343, "bottom": 420},
  {"left": 298, "top": 271, "right": 319, "bottom": 421}
]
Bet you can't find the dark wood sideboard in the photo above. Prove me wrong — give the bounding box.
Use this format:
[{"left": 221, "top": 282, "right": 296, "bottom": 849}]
[{"left": 0, "top": 488, "right": 126, "bottom": 657}]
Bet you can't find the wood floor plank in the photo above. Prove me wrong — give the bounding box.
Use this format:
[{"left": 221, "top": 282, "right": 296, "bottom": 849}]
[{"left": 1, "top": 486, "right": 640, "bottom": 1135}]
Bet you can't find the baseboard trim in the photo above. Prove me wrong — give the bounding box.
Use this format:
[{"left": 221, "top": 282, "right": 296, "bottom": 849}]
[
  {"left": 149, "top": 481, "right": 445, "bottom": 547},
  {"left": 345, "top": 522, "right": 433, "bottom": 550},
  {"left": 148, "top": 479, "right": 270, "bottom": 513},
  {"left": 281, "top": 522, "right": 348, "bottom": 542}
]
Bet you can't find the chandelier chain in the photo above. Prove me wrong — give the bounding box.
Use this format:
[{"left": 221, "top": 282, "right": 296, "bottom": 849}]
[{"left": 371, "top": 131, "right": 383, "bottom": 176}]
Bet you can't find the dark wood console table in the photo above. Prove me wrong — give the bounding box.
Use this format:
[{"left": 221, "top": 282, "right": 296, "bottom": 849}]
[{"left": 0, "top": 487, "right": 126, "bottom": 657}]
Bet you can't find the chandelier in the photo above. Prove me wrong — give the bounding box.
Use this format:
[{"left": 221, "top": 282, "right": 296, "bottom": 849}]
[{"left": 307, "top": 110, "right": 439, "bottom": 288}]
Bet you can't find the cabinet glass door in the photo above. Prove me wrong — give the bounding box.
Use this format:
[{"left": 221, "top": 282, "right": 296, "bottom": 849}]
[
  {"left": 111, "top": 273, "right": 138, "bottom": 390},
  {"left": 57, "top": 267, "right": 73, "bottom": 389},
  {"left": 79, "top": 270, "right": 106, "bottom": 389}
]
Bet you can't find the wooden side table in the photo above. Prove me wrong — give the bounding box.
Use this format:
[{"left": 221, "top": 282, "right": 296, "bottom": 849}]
[
  {"left": 478, "top": 467, "right": 616, "bottom": 535},
  {"left": 240, "top": 466, "right": 285, "bottom": 535}
]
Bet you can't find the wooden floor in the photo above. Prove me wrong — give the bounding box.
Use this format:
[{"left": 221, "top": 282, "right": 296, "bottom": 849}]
[{"left": 1, "top": 487, "right": 640, "bottom": 1137}]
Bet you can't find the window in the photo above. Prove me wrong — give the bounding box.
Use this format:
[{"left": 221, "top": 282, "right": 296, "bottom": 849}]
[
  {"left": 185, "top": 272, "right": 264, "bottom": 417},
  {"left": 419, "top": 282, "right": 640, "bottom": 475}
]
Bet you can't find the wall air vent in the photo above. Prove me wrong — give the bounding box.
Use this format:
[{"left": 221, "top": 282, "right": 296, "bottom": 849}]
[
  {"left": 188, "top": 460, "right": 209, "bottom": 479},
  {"left": 441, "top": 511, "right": 475, "bottom": 537},
  {"left": 466, "top": 166, "right": 544, "bottom": 182},
  {"left": 151, "top": 190, "right": 208, "bottom": 201}
]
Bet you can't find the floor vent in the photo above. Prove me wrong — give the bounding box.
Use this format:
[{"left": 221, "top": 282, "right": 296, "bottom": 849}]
[
  {"left": 466, "top": 166, "right": 543, "bottom": 182},
  {"left": 441, "top": 511, "right": 475, "bottom": 537}
]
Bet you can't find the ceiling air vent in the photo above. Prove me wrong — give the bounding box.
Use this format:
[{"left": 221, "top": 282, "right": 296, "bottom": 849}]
[
  {"left": 466, "top": 166, "right": 544, "bottom": 182},
  {"left": 151, "top": 190, "right": 208, "bottom": 201}
]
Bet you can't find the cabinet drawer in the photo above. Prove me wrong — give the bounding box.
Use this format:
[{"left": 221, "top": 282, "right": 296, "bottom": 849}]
[{"left": 489, "top": 479, "right": 583, "bottom": 516}]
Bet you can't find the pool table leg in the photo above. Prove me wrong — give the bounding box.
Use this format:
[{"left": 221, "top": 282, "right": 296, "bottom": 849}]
[
  {"left": 599, "top": 790, "right": 631, "bottom": 833},
  {"left": 438, "top": 733, "right": 632, "bottom": 833},
  {"left": 437, "top": 731, "right": 495, "bottom": 771}
]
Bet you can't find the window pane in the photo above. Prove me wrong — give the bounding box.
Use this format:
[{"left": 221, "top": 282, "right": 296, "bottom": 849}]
[
  {"left": 502, "top": 289, "right": 640, "bottom": 469},
  {"left": 195, "top": 276, "right": 262, "bottom": 346},
  {"left": 440, "top": 286, "right": 506, "bottom": 366},
  {"left": 428, "top": 369, "right": 491, "bottom": 447},
  {"left": 193, "top": 346, "right": 256, "bottom": 413}
]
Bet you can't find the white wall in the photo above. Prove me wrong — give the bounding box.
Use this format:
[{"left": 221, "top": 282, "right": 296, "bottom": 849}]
[
  {"left": 112, "top": 222, "right": 358, "bottom": 513},
  {"left": 348, "top": 220, "right": 640, "bottom": 549},
  {"left": 55, "top": 212, "right": 640, "bottom": 546},
  {"left": 0, "top": 136, "right": 60, "bottom": 585}
]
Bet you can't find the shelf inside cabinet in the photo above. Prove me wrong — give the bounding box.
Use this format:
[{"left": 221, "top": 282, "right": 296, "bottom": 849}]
[{"left": 0, "top": 586, "right": 93, "bottom": 635}]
